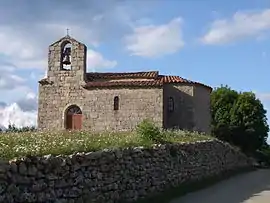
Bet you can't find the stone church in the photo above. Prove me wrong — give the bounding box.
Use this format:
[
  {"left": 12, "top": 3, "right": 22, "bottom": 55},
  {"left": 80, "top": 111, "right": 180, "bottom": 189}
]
[{"left": 38, "top": 35, "right": 212, "bottom": 133}]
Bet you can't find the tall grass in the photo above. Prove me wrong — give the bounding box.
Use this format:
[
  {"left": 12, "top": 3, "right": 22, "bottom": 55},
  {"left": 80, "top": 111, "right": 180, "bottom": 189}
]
[{"left": 0, "top": 120, "right": 213, "bottom": 160}]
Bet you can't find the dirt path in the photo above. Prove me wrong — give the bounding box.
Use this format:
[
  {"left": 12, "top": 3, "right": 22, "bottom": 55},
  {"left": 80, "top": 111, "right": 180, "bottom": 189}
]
[{"left": 170, "top": 169, "right": 270, "bottom": 203}]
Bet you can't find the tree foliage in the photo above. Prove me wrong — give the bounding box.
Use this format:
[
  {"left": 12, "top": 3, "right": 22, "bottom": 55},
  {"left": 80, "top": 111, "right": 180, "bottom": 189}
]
[
  {"left": 211, "top": 85, "right": 269, "bottom": 153},
  {"left": 0, "top": 124, "right": 36, "bottom": 133}
]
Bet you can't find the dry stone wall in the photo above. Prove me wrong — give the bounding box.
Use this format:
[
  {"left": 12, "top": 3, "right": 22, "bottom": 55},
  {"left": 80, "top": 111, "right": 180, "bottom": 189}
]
[{"left": 0, "top": 140, "right": 252, "bottom": 203}]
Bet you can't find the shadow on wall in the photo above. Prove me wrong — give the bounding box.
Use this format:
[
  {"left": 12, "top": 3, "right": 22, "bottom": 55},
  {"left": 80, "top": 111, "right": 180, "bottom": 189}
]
[
  {"left": 163, "top": 84, "right": 194, "bottom": 131},
  {"left": 171, "top": 169, "right": 270, "bottom": 203}
]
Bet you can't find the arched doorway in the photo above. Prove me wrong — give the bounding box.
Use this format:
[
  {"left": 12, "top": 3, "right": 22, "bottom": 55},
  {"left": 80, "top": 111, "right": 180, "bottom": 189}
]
[{"left": 65, "top": 105, "right": 82, "bottom": 130}]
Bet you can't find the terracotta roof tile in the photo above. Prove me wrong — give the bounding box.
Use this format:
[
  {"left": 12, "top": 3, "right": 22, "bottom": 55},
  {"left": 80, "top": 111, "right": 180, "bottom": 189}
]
[
  {"left": 86, "top": 71, "right": 158, "bottom": 80},
  {"left": 85, "top": 80, "right": 162, "bottom": 88},
  {"left": 83, "top": 71, "right": 212, "bottom": 90},
  {"left": 159, "top": 75, "right": 188, "bottom": 83}
]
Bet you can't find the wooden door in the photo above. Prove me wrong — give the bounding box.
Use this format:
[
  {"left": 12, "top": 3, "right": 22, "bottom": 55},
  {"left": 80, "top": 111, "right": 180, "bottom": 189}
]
[
  {"left": 66, "top": 114, "right": 73, "bottom": 130},
  {"left": 65, "top": 105, "right": 82, "bottom": 130},
  {"left": 72, "top": 114, "right": 82, "bottom": 130},
  {"left": 66, "top": 114, "right": 82, "bottom": 130}
]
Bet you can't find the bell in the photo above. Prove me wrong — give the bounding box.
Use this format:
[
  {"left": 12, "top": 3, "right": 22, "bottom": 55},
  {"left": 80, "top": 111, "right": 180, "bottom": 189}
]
[
  {"left": 62, "top": 47, "right": 71, "bottom": 65},
  {"left": 62, "top": 55, "right": 71, "bottom": 65}
]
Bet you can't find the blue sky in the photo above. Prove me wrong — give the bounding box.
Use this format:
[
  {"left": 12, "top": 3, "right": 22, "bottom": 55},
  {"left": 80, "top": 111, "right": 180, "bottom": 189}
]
[{"left": 0, "top": 0, "right": 269, "bottom": 139}]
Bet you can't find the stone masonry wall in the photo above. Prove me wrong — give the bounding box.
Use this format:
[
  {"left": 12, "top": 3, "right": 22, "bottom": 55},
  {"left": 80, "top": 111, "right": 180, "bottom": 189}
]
[
  {"left": 163, "top": 84, "right": 195, "bottom": 130},
  {"left": 39, "top": 36, "right": 212, "bottom": 133},
  {"left": 193, "top": 85, "right": 212, "bottom": 134},
  {"left": 38, "top": 35, "right": 87, "bottom": 130},
  {"left": 38, "top": 86, "right": 163, "bottom": 131},
  {"left": 0, "top": 140, "right": 252, "bottom": 203},
  {"left": 38, "top": 35, "right": 164, "bottom": 131}
]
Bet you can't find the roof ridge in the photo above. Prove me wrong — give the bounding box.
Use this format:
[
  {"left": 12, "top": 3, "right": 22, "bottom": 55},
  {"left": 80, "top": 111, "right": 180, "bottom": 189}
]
[
  {"left": 49, "top": 35, "right": 85, "bottom": 47},
  {"left": 87, "top": 70, "right": 158, "bottom": 74},
  {"left": 83, "top": 72, "right": 212, "bottom": 90},
  {"left": 86, "top": 71, "right": 159, "bottom": 81}
]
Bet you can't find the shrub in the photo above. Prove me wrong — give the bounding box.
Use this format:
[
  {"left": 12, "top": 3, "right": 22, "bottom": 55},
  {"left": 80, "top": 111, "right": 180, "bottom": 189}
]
[
  {"left": 4, "top": 124, "right": 36, "bottom": 133},
  {"left": 136, "top": 119, "right": 162, "bottom": 142},
  {"left": 254, "top": 148, "right": 270, "bottom": 166}
]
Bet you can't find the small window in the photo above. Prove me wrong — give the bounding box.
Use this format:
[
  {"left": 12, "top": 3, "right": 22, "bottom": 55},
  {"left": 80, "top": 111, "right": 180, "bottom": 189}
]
[
  {"left": 114, "top": 96, "right": 119, "bottom": 110},
  {"left": 67, "top": 105, "right": 82, "bottom": 115},
  {"left": 168, "top": 97, "right": 174, "bottom": 112}
]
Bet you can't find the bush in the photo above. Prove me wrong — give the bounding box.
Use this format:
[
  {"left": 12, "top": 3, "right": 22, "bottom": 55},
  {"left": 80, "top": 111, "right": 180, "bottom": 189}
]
[
  {"left": 254, "top": 148, "right": 270, "bottom": 167},
  {"left": 3, "top": 124, "right": 37, "bottom": 133},
  {"left": 136, "top": 119, "right": 162, "bottom": 142}
]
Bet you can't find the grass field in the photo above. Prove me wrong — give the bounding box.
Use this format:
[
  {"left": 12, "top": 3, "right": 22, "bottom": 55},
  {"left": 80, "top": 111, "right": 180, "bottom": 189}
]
[{"left": 0, "top": 130, "right": 213, "bottom": 160}]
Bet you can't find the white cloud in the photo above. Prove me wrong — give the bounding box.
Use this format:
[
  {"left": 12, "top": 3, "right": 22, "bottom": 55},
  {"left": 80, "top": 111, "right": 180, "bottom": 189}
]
[
  {"left": 0, "top": 0, "right": 158, "bottom": 73},
  {"left": 0, "top": 64, "right": 26, "bottom": 90},
  {"left": 0, "top": 86, "right": 36, "bottom": 105},
  {"left": 201, "top": 9, "right": 270, "bottom": 45},
  {"left": 0, "top": 19, "right": 118, "bottom": 93},
  {"left": 0, "top": 1, "right": 149, "bottom": 72},
  {"left": 0, "top": 74, "right": 25, "bottom": 90},
  {"left": 87, "top": 50, "right": 117, "bottom": 71},
  {"left": 16, "top": 92, "right": 38, "bottom": 112},
  {"left": 0, "top": 91, "right": 38, "bottom": 128},
  {"left": 0, "top": 103, "right": 37, "bottom": 128},
  {"left": 0, "top": 24, "right": 112, "bottom": 71},
  {"left": 124, "top": 17, "right": 184, "bottom": 57}
]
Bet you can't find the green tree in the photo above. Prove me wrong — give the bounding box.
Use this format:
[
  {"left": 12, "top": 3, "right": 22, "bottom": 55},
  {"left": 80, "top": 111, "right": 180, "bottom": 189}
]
[
  {"left": 211, "top": 86, "right": 269, "bottom": 153},
  {"left": 211, "top": 85, "right": 238, "bottom": 142},
  {"left": 5, "top": 124, "right": 36, "bottom": 133}
]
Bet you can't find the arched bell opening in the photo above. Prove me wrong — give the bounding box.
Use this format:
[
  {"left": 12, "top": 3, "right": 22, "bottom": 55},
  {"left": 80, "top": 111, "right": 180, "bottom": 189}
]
[
  {"left": 65, "top": 105, "right": 82, "bottom": 130},
  {"left": 60, "top": 41, "right": 72, "bottom": 71}
]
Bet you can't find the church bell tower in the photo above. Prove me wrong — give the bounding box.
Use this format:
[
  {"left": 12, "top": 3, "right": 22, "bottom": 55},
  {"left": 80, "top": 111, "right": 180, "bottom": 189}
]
[{"left": 46, "top": 33, "right": 87, "bottom": 85}]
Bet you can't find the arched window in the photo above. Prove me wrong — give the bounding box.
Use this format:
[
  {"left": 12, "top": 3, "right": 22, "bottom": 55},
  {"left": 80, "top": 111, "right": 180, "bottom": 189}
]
[
  {"left": 67, "top": 105, "right": 82, "bottom": 115},
  {"left": 168, "top": 97, "right": 174, "bottom": 112},
  {"left": 114, "top": 96, "right": 119, "bottom": 110}
]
